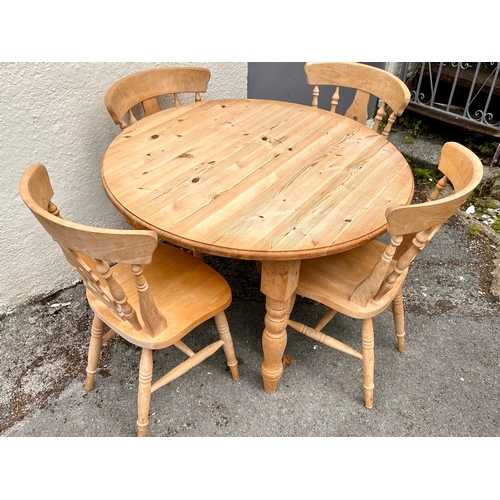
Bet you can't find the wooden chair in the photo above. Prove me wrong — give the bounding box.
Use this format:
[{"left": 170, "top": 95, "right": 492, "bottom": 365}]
[
  {"left": 286, "top": 142, "right": 483, "bottom": 408},
  {"left": 304, "top": 62, "right": 411, "bottom": 137},
  {"left": 105, "top": 66, "right": 211, "bottom": 258},
  {"left": 19, "top": 163, "right": 240, "bottom": 437},
  {"left": 105, "top": 66, "right": 211, "bottom": 130}
]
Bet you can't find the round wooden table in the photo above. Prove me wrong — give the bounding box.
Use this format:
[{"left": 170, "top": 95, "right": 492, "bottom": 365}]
[{"left": 101, "top": 98, "right": 414, "bottom": 393}]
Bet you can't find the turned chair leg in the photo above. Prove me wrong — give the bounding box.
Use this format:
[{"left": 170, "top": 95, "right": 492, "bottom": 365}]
[
  {"left": 85, "top": 315, "right": 105, "bottom": 390},
  {"left": 392, "top": 289, "right": 406, "bottom": 352},
  {"left": 361, "top": 318, "right": 375, "bottom": 409},
  {"left": 214, "top": 312, "right": 240, "bottom": 381},
  {"left": 192, "top": 249, "right": 204, "bottom": 259},
  {"left": 137, "top": 348, "right": 153, "bottom": 437}
]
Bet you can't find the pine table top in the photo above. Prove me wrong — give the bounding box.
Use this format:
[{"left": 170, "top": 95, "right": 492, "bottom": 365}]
[{"left": 101, "top": 99, "right": 414, "bottom": 261}]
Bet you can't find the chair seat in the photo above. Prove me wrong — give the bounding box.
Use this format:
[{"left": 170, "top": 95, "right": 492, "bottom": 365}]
[
  {"left": 88, "top": 242, "right": 231, "bottom": 349},
  {"left": 296, "top": 239, "right": 408, "bottom": 319}
]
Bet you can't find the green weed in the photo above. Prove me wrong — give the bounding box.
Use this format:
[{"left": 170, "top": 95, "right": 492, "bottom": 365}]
[
  {"left": 464, "top": 137, "right": 499, "bottom": 156},
  {"left": 491, "top": 217, "right": 500, "bottom": 234},
  {"left": 469, "top": 224, "right": 481, "bottom": 236},
  {"left": 413, "top": 167, "right": 443, "bottom": 188},
  {"left": 398, "top": 114, "right": 429, "bottom": 142}
]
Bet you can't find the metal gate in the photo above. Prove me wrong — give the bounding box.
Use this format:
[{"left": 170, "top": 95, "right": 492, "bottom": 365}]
[{"left": 399, "top": 62, "right": 500, "bottom": 138}]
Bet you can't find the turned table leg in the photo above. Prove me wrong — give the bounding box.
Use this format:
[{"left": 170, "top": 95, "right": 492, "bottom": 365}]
[{"left": 260, "top": 260, "right": 300, "bottom": 393}]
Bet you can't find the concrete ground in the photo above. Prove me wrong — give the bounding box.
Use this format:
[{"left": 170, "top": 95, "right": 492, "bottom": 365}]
[{"left": 1, "top": 126, "right": 499, "bottom": 447}]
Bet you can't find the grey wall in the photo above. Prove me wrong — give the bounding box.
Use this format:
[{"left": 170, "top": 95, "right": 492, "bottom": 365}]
[
  {"left": 1, "top": 62, "right": 248, "bottom": 314},
  {"left": 248, "top": 62, "right": 385, "bottom": 114}
]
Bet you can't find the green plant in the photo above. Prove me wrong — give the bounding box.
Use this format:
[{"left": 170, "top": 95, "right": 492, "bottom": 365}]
[
  {"left": 462, "top": 185, "right": 494, "bottom": 211},
  {"left": 464, "top": 137, "right": 499, "bottom": 156},
  {"left": 378, "top": 112, "right": 389, "bottom": 133},
  {"left": 398, "top": 114, "right": 429, "bottom": 141},
  {"left": 464, "top": 189, "right": 481, "bottom": 208},
  {"left": 413, "top": 167, "right": 444, "bottom": 188},
  {"left": 482, "top": 197, "right": 498, "bottom": 209},
  {"left": 469, "top": 224, "right": 481, "bottom": 236},
  {"left": 491, "top": 217, "right": 500, "bottom": 234}
]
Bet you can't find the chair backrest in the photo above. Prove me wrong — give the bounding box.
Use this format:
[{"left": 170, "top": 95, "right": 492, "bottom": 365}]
[
  {"left": 105, "top": 66, "right": 211, "bottom": 129},
  {"left": 350, "top": 142, "right": 483, "bottom": 306},
  {"left": 19, "top": 163, "right": 168, "bottom": 337},
  {"left": 304, "top": 62, "right": 410, "bottom": 137}
]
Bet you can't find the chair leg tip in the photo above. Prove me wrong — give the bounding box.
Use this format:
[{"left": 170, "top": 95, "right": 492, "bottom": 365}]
[
  {"left": 230, "top": 367, "right": 240, "bottom": 381},
  {"left": 137, "top": 422, "right": 148, "bottom": 437},
  {"left": 364, "top": 394, "right": 374, "bottom": 409}
]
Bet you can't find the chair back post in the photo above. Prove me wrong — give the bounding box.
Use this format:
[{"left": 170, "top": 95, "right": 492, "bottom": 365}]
[
  {"left": 373, "top": 227, "right": 431, "bottom": 301},
  {"left": 349, "top": 234, "right": 403, "bottom": 306},
  {"left": 304, "top": 62, "right": 410, "bottom": 135},
  {"left": 131, "top": 264, "right": 168, "bottom": 336}
]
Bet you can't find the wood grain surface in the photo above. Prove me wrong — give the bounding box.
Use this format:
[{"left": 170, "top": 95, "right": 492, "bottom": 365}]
[{"left": 101, "top": 99, "right": 414, "bottom": 261}]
